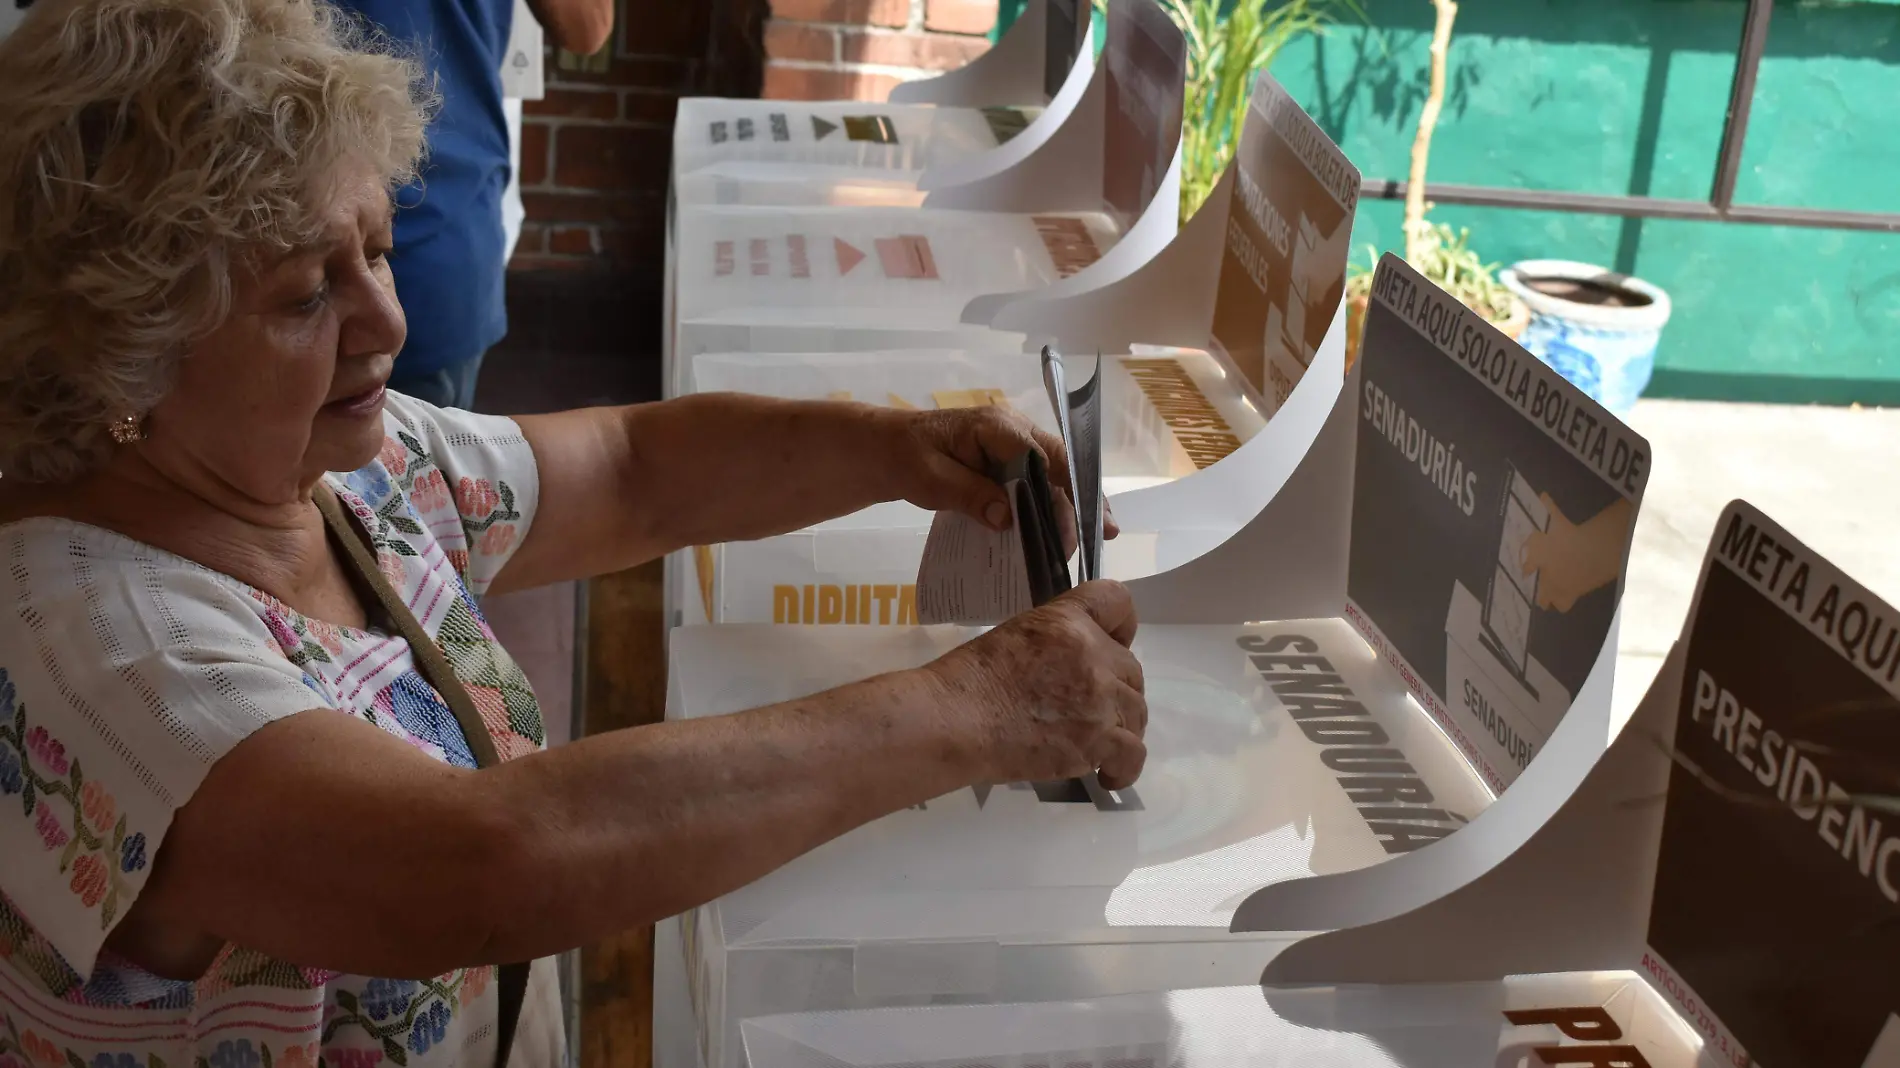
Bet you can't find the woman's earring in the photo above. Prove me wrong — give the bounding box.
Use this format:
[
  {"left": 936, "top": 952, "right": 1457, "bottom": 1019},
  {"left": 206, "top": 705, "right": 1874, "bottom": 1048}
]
[{"left": 108, "top": 413, "right": 145, "bottom": 445}]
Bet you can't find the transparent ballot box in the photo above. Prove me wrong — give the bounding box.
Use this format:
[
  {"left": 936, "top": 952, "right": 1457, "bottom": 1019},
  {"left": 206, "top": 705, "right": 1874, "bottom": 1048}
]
[
  {"left": 673, "top": 98, "right": 1034, "bottom": 182},
  {"left": 670, "top": 206, "right": 1122, "bottom": 363},
  {"left": 668, "top": 621, "right": 1497, "bottom": 1068},
  {"left": 739, "top": 974, "right": 1708, "bottom": 1068},
  {"left": 676, "top": 348, "right": 1268, "bottom": 626}
]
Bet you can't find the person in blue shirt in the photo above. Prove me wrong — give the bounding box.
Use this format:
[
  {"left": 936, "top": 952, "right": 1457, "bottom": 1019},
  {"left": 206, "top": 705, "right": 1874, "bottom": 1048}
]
[{"left": 335, "top": 0, "right": 612, "bottom": 409}]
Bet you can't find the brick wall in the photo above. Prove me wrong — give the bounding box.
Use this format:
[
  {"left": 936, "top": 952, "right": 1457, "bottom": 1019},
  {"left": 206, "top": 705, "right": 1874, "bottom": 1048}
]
[
  {"left": 510, "top": 0, "right": 767, "bottom": 274},
  {"left": 762, "top": 0, "right": 998, "bottom": 102}
]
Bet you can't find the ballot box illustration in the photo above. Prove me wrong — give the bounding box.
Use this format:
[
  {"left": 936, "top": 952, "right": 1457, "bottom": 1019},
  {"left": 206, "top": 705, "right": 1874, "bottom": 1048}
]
[
  {"left": 662, "top": 255, "right": 1652, "bottom": 1068},
  {"left": 670, "top": 0, "right": 1093, "bottom": 199},
  {"left": 668, "top": 619, "right": 1495, "bottom": 1068},
  {"left": 675, "top": 347, "right": 1267, "bottom": 626},
  {"left": 666, "top": 0, "right": 1187, "bottom": 373},
  {"left": 739, "top": 975, "right": 1706, "bottom": 1068}
]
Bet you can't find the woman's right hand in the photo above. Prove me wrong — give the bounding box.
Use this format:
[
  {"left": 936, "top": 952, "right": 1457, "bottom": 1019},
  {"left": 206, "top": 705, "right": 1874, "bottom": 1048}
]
[{"left": 923, "top": 580, "right": 1148, "bottom": 791}]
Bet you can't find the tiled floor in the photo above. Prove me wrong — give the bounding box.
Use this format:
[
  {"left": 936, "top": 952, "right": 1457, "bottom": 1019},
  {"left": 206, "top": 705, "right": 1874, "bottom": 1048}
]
[{"left": 1614, "top": 397, "right": 1900, "bottom": 726}]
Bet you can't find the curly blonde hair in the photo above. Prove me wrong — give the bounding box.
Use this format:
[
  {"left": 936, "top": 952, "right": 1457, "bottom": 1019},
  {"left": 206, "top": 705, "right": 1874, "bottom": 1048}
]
[{"left": 0, "top": 0, "right": 434, "bottom": 483}]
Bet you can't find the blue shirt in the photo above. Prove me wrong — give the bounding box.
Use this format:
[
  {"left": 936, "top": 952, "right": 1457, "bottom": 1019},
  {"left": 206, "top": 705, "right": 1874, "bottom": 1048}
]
[{"left": 342, "top": 0, "right": 512, "bottom": 373}]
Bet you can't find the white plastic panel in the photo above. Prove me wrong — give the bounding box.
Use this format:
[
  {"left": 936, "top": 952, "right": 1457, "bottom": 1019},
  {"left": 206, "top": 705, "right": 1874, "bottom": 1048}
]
[
  {"left": 741, "top": 974, "right": 1711, "bottom": 1068},
  {"left": 669, "top": 621, "right": 1496, "bottom": 1068}
]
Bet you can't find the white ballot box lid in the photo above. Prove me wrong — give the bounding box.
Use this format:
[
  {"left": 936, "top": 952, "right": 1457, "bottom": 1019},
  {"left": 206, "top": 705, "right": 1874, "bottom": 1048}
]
[
  {"left": 668, "top": 620, "right": 1493, "bottom": 949},
  {"left": 740, "top": 974, "right": 1708, "bottom": 1068}
]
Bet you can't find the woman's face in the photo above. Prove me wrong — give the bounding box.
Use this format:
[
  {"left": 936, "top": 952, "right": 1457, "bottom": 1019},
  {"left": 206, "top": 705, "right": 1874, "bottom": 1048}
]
[{"left": 142, "top": 170, "right": 405, "bottom": 504}]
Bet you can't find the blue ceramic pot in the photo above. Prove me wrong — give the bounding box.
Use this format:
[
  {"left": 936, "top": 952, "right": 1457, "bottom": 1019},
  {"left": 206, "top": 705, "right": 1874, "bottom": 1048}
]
[{"left": 1501, "top": 260, "right": 1672, "bottom": 416}]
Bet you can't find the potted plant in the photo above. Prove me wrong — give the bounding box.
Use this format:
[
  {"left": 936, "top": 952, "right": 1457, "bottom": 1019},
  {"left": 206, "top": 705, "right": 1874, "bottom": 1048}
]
[
  {"left": 1163, "top": 0, "right": 1344, "bottom": 226},
  {"left": 1343, "top": 0, "right": 1526, "bottom": 368}
]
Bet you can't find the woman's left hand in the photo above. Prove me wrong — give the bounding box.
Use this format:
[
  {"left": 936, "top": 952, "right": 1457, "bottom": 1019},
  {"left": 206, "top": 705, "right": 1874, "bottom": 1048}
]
[{"left": 875, "top": 405, "right": 1120, "bottom": 553}]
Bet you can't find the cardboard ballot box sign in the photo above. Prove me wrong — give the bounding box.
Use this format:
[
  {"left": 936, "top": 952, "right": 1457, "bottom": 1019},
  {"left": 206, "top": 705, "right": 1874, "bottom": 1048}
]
[
  {"left": 1249, "top": 500, "right": 1900, "bottom": 1068},
  {"left": 740, "top": 975, "right": 1706, "bottom": 1068},
  {"left": 674, "top": 348, "right": 1265, "bottom": 627},
  {"left": 663, "top": 74, "right": 1364, "bottom": 629},
  {"left": 670, "top": 0, "right": 1093, "bottom": 197},
  {"left": 660, "top": 257, "right": 1649, "bottom": 1068},
  {"left": 666, "top": 0, "right": 1185, "bottom": 381}
]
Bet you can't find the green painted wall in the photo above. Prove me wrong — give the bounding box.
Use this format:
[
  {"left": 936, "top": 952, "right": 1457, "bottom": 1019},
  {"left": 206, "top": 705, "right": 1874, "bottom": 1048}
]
[
  {"left": 1003, "top": 0, "right": 1900, "bottom": 403},
  {"left": 1271, "top": 0, "right": 1900, "bottom": 404}
]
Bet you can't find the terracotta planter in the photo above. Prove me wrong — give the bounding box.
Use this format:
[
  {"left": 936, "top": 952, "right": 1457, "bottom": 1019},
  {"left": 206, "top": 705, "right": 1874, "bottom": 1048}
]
[{"left": 1345, "top": 289, "right": 1528, "bottom": 372}]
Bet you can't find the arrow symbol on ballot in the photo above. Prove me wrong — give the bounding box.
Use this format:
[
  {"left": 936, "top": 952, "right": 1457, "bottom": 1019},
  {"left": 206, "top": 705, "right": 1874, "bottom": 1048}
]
[{"left": 833, "top": 238, "right": 865, "bottom": 275}]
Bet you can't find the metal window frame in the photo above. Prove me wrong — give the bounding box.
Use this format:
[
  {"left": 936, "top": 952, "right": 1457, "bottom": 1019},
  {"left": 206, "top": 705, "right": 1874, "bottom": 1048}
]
[{"left": 1360, "top": 0, "right": 1900, "bottom": 235}]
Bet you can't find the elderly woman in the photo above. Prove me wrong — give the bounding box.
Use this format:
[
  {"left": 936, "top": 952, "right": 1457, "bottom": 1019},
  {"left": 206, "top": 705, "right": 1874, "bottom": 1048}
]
[{"left": 0, "top": 0, "right": 1150, "bottom": 1066}]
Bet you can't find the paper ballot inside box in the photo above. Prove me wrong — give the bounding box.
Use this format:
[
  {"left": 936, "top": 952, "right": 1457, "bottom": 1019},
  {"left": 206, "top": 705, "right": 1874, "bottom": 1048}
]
[
  {"left": 741, "top": 974, "right": 1707, "bottom": 1068},
  {"left": 669, "top": 619, "right": 1492, "bottom": 947}
]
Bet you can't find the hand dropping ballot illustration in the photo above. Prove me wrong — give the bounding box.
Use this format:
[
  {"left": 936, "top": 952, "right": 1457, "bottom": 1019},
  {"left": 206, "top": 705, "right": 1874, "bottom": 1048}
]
[{"left": 1353, "top": 254, "right": 1646, "bottom": 791}]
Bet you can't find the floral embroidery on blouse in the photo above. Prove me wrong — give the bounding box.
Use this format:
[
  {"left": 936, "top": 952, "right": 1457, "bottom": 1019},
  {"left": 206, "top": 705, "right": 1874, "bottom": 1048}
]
[
  {"left": 0, "top": 671, "right": 147, "bottom": 929},
  {"left": 0, "top": 396, "right": 546, "bottom": 1068}
]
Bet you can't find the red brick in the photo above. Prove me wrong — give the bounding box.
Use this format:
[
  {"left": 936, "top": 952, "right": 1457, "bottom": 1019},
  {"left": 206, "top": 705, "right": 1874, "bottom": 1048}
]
[
  {"left": 523, "top": 87, "right": 621, "bottom": 121},
  {"left": 521, "top": 190, "right": 665, "bottom": 225},
  {"left": 622, "top": 90, "right": 678, "bottom": 126},
  {"left": 600, "top": 223, "right": 665, "bottom": 266},
  {"left": 507, "top": 254, "right": 602, "bottom": 273},
  {"left": 763, "top": 64, "right": 903, "bottom": 102},
  {"left": 766, "top": 20, "right": 836, "bottom": 63},
  {"left": 549, "top": 226, "right": 598, "bottom": 255},
  {"left": 842, "top": 29, "right": 988, "bottom": 71},
  {"left": 924, "top": 0, "right": 995, "bottom": 35},
  {"left": 520, "top": 121, "right": 549, "bottom": 187},
  {"left": 614, "top": 0, "right": 707, "bottom": 60},
  {"left": 769, "top": 0, "right": 907, "bottom": 28},
  {"left": 513, "top": 224, "right": 546, "bottom": 256},
  {"left": 551, "top": 124, "right": 671, "bottom": 190},
  {"left": 547, "top": 55, "right": 693, "bottom": 90}
]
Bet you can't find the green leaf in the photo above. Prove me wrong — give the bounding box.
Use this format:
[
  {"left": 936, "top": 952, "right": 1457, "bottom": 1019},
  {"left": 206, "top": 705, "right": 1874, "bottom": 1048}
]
[
  {"left": 58, "top": 834, "right": 81, "bottom": 873},
  {"left": 68, "top": 1050, "right": 89, "bottom": 1068},
  {"left": 398, "top": 430, "right": 427, "bottom": 457},
  {"left": 382, "top": 1037, "right": 409, "bottom": 1067},
  {"left": 20, "top": 779, "right": 33, "bottom": 814},
  {"left": 68, "top": 758, "right": 82, "bottom": 794},
  {"left": 388, "top": 514, "right": 424, "bottom": 536},
  {"left": 261, "top": 1042, "right": 274, "bottom": 1068},
  {"left": 498, "top": 482, "right": 516, "bottom": 513},
  {"left": 101, "top": 887, "right": 118, "bottom": 928},
  {"left": 150, "top": 1055, "right": 168, "bottom": 1068},
  {"left": 113, "top": 813, "right": 126, "bottom": 852},
  {"left": 389, "top": 541, "right": 419, "bottom": 558},
  {"left": 335, "top": 988, "right": 361, "bottom": 1014}
]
